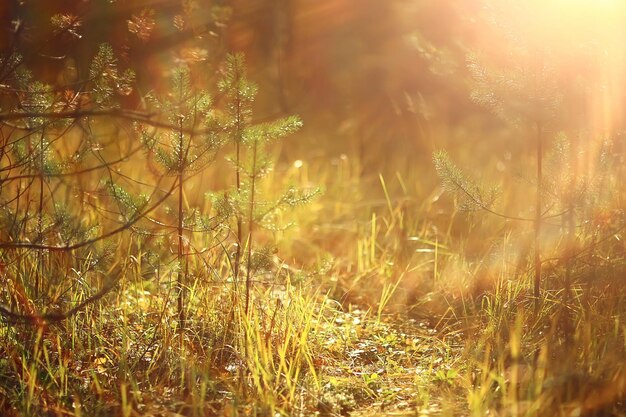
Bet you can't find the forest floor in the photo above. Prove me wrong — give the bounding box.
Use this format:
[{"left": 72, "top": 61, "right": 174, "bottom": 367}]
[{"left": 311, "top": 307, "right": 465, "bottom": 417}]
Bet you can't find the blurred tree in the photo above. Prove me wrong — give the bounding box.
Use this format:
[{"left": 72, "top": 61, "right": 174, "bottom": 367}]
[{"left": 435, "top": 0, "right": 626, "bottom": 313}]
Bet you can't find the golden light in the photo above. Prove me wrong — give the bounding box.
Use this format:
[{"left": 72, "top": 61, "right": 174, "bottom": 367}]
[
  {"left": 553, "top": 0, "right": 626, "bottom": 38},
  {"left": 555, "top": 0, "right": 626, "bottom": 136},
  {"left": 566, "top": 0, "right": 626, "bottom": 11},
  {"left": 477, "top": 0, "right": 626, "bottom": 134}
]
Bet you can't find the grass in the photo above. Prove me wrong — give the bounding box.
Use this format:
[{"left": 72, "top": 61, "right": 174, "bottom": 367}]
[
  {"left": 1, "top": 130, "right": 625, "bottom": 417},
  {"left": 0, "top": 49, "right": 626, "bottom": 417}
]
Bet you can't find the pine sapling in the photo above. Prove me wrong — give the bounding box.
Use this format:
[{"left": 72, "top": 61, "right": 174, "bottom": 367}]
[
  {"left": 139, "top": 66, "right": 219, "bottom": 332},
  {"left": 217, "top": 53, "right": 315, "bottom": 315}
]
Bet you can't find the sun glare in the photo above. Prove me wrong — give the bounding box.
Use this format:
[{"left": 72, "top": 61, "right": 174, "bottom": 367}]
[{"left": 480, "top": 0, "right": 626, "bottom": 135}]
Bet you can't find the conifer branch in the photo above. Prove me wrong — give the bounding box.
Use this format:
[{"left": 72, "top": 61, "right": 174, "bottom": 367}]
[{"left": 0, "top": 180, "right": 178, "bottom": 251}]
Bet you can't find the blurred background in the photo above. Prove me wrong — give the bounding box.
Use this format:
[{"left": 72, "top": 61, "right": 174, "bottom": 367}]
[
  {"left": 0, "top": 0, "right": 504, "bottom": 174},
  {"left": 4, "top": 0, "right": 625, "bottom": 172}
]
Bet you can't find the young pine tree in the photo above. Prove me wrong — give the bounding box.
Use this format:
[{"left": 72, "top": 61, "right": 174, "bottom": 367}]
[
  {"left": 434, "top": 0, "right": 623, "bottom": 313},
  {"left": 138, "top": 66, "right": 221, "bottom": 331},
  {"left": 216, "top": 53, "right": 316, "bottom": 315},
  {"left": 0, "top": 43, "right": 136, "bottom": 316},
  {"left": 433, "top": 0, "right": 567, "bottom": 307}
]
